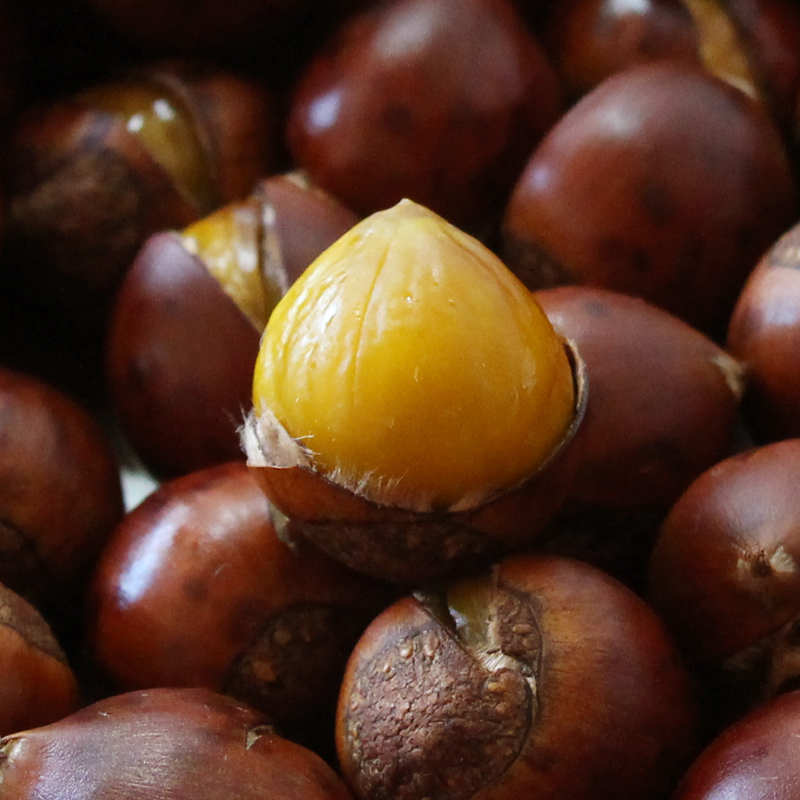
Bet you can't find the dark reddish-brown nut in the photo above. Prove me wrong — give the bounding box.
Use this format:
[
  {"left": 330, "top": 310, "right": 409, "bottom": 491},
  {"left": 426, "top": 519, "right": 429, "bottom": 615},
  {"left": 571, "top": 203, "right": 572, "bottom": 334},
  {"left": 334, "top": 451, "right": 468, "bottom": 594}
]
[
  {"left": 727, "top": 221, "right": 800, "bottom": 442},
  {"left": 0, "top": 366, "right": 123, "bottom": 642},
  {"left": 672, "top": 688, "right": 800, "bottom": 800},
  {"left": 287, "top": 0, "right": 563, "bottom": 234},
  {"left": 0, "top": 687, "right": 354, "bottom": 800},
  {"left": 87, "top": 461, "right": 391, "bottom": 742},
  {"left": 337, "top": 554, "right": 700, "bottom": 800},
  {"left": 648, "top": 439, "right": 800, "bottom": 722},
  {"left": 0, "top": 60, "right": 277, "bottom": 328},
  {"left": 542, "top": 0, "right": 800, "bottom": 128},
  {"left": 502, "top": 61, "right": 797, "bottom": 337},
  {"left": 105, "top": 172, "right": 360, "bottom": 480},
  {"left": 533, "top": 286, "right": 744, "bottom": 588},
  {"left": 0, "top": 581, "right": 79, "bottom": 737}
]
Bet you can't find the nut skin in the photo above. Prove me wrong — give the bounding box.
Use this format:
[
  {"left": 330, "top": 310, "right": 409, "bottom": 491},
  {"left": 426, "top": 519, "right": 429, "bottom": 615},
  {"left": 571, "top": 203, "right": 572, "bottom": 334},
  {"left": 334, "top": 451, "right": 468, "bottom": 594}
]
[
  {"left": 243, "top": 338, "right": 588, "bottom": 585},
  {"left": 0, "top": 60, "right": 277, "bottom": 329},
  {"left": 287, "top": 0, "right": 563, "bottom": 233},
  {"left": 671, "top": 689, "right": 800, "bottom": 800},
  {"left": 0, "top": 687, "right": 355, "bottom": 800},
  {"left": 106, "top": 173, "right": 360, "bottom": 480},
  {"left": 0, "top": 366, "right": 124, "bottom": 643},
  {"left": 647, "top": 439, "right": 800, "bottom": 722},
  {"left": 727, "top": 221, "right": 800, "bottom": 443},
  {"left": 86, "top": 461, "right": 392, "bottom": 743},
  {"left": 336, "top": 554, "right": 700, "bottom": 800},
  {"left": 0, "top": 581, "right": 79, "bottom": 737},
  {"left": 533, "top": 286, "right": 743, "bottom": 589},
  {"left": 502, "top": 61, "right": 798, "bottom": 337}
]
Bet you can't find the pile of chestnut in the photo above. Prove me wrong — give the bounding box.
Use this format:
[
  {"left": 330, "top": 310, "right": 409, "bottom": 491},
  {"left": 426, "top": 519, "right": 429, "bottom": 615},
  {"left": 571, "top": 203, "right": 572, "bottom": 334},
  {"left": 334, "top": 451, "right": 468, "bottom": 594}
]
[{"left": 1, "top": 0, "right": 800, "bottom": 798}]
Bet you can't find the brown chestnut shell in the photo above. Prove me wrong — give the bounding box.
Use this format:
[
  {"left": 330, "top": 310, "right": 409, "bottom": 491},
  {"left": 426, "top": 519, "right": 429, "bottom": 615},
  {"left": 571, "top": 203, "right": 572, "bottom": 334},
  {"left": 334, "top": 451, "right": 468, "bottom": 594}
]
[
  {"left": 336, "top": 554, "right": 700, "bottom": 800},
  {"left": 243, "top": 340, "right": 588, "bottom": 584}
]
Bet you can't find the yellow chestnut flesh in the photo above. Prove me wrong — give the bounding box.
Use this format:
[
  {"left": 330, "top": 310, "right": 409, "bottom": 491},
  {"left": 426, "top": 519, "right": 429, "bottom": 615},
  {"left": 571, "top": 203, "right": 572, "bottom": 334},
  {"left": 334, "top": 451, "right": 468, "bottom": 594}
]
[
  {"left": 182, "top": 200, "right": 283, "bottom": 332},
  {"left": 81, "top": 79, "right": 214, "bottom": 211},
  {"left": 252, "top": 199, "right": 575, "bottom": 513}
]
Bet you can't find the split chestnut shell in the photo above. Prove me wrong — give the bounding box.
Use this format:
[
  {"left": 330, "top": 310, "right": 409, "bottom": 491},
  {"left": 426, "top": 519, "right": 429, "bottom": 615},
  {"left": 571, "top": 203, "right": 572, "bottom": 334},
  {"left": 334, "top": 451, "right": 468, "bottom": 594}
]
[{"left": 243, "top": 200, "right": 587, "bottom": 583}]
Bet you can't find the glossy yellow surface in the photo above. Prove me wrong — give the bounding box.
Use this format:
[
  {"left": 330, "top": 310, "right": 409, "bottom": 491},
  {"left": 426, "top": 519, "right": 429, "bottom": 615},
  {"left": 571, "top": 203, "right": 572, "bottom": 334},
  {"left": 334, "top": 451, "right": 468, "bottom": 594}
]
[
  {"left": 253, "top": 200, "right": 575, "bottom": 512},
  {"left": 183, "top": 200, "right": 282, "bottom": 332},
  {"left": 83, "top": 79, "right": 215, "bottom": 211}
]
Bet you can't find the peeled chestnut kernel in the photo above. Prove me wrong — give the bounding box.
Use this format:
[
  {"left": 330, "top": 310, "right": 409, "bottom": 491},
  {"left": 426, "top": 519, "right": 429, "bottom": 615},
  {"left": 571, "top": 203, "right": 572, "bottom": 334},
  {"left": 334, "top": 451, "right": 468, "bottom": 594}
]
[
  {"left": 672, "top": 689, "right": 800, "bottom": 800},
  {"left": 106, "top": 172, "right": 360, "bottom": 480},
  {"left": 87, "top": 461, "right": 392, "bottom": 745},
  {"left": 0, "top": 581, "right": 79, "bottom": 737},
  {"left": 243, "top": 199, "right": 586, "bottom": 583},
  {"left": 502, "top": 61, "right": 797, "bottom": 337},
  {"left": 543, "top": 0, "right": 800, "bottom": 129},
  {"left": 727, "top": 220, "right": 800, "bottom": 442},
  {"left": 1, "top": 60, "right": 277, "bottom": 327},
  {"left": 287, "top": 0, "right": 563, "bottom": 233},
  {"left": 0, "top": 687, "right": 354, "bottom": 800},
  {"left": 337, "top": 554, "right": 700, "bottom": 800},
  {"left": 648, "top": 439, "right": 800, "bottom": 722},
  {"left": 0, "top": 366, "right": 123, "bottom": 643},
  {"left": 533, "top": 286, "right": 744, "bottom": 589}
]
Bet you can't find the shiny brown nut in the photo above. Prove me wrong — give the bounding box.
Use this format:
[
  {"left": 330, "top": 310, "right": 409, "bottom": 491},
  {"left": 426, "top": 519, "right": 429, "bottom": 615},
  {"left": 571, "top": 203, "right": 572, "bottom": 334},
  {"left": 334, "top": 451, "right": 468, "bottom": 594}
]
[
  {"left": 0, "top": 581, "right": 79, "bottom": 737},
  {"left": 105, "top": 173, "right": 360, "bottom": 480},
  {"left": 287, "top": 0, "right": 563, "bottom": 233},
  {"left": 502, "top": 61, "right": 797, "bottom": 337},
  {"left": 727, "top": 221, "right": 800, "bottom": 442},
  {"left": 337, "top": 554, "right": 700, "bottom": 800},
  {"left": 543, "top": 0, "right": 800, "bottom": 129},
  {"left": 0, "top": 687, "right": 355, "bottom": 800},
  {"left": 672, "top": 689, "right": 800, "bottom": 800},
  {"left": 534, "top": 286, "right": 744, "bottom": 589},
  {"left": 0, "top": 60, "right": 277, "bottom": 329},
  {"left": 0, "top": 366, "right": 124, "bottom": 643},
  {"left": 648, "top": 439, "right": 800, "bottom": 722},
  {"left": 87, "top": 461, "right": 391, "bottom": 743}
]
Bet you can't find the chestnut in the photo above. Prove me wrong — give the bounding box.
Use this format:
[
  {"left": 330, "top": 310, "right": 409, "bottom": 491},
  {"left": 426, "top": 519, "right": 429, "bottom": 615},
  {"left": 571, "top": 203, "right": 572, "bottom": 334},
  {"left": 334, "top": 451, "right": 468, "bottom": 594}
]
[
  {"left": 502, "top": 61, "right": 797, "bottom": 337},
  {"left": 671, "top": 688, "right": 800, "bottom": 800},
  {"left": 87, "top": 461, "right": 392, "bottom": 746},
  {"left": 542, "top": 0, "right": 800, "bottom": 129},
  {"left": 243, "top": 200, "right": 587, "bottom": 584},
  {"left": 0, "top": 581, "right": 79, "bottom": 737},
  {"left": 0, "top": 365, "right": 123, "bottom": 644},
  {"left": 647, "top": 438, "right": 800, "bottom": 722},
  {"left": 533, "top": 286, "right": 744, "bottom": 589},
  {"left": 105, "top": 172, "right": 360, "bottom": 480},
  {"left": 336, "top": 554, "right": 700, "bottom": 800},
  {"left": 727, "top": 220, "right": 800, "bottom": 442},
  {"left": 0, "top": 687, "right": 354, "bottom": 800},
  {"left": 0, "top": 59, "right": 278, "bottom": 329},
  {"left": 286, "top": 0, "right": 563, "bottom": 233}
]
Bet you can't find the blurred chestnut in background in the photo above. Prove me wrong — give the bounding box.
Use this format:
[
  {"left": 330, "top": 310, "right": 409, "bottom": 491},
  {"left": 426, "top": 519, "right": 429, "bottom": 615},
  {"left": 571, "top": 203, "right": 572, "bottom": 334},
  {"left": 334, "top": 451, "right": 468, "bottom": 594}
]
[
  {"left": 0, "top": 687, "right": 355, "bottom": 800},
  {"left": 87, "top": 461, "right": 391, "bottom": 747},
  {"left": 648, "top": 438, "right": 800, "bottom": 723},
  {"left": 0, "top": 59, "right": 278, "bottom": 330},
  {"left": 337, "top": 554, "right": 700, "bottom": 800},
  {"left": 542, "top": 0, "right": 800, "bottom": 131},
  {"left": 533, "top": 286, "right": 744, "bottom": 589},
  {"left": 287, "top": 0, "right": 563, "bottom": 234},
  {"left": 727, "top": 220, "right": 800, "bottom": 442},
  {"left": 671, "top": 688, "right": 800, "bottom": 800},
  {"left": 0, "top": 581, "right": 79, "bottom": 736},
  {"left": 502, "top": 61, "right": 797, "bottom": 337},
  {"left": 106, "top": 172, "right": 360, "bottom": 480},
  {"left": 0, "top": 366, "right": 123, "bottom": 645}
]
